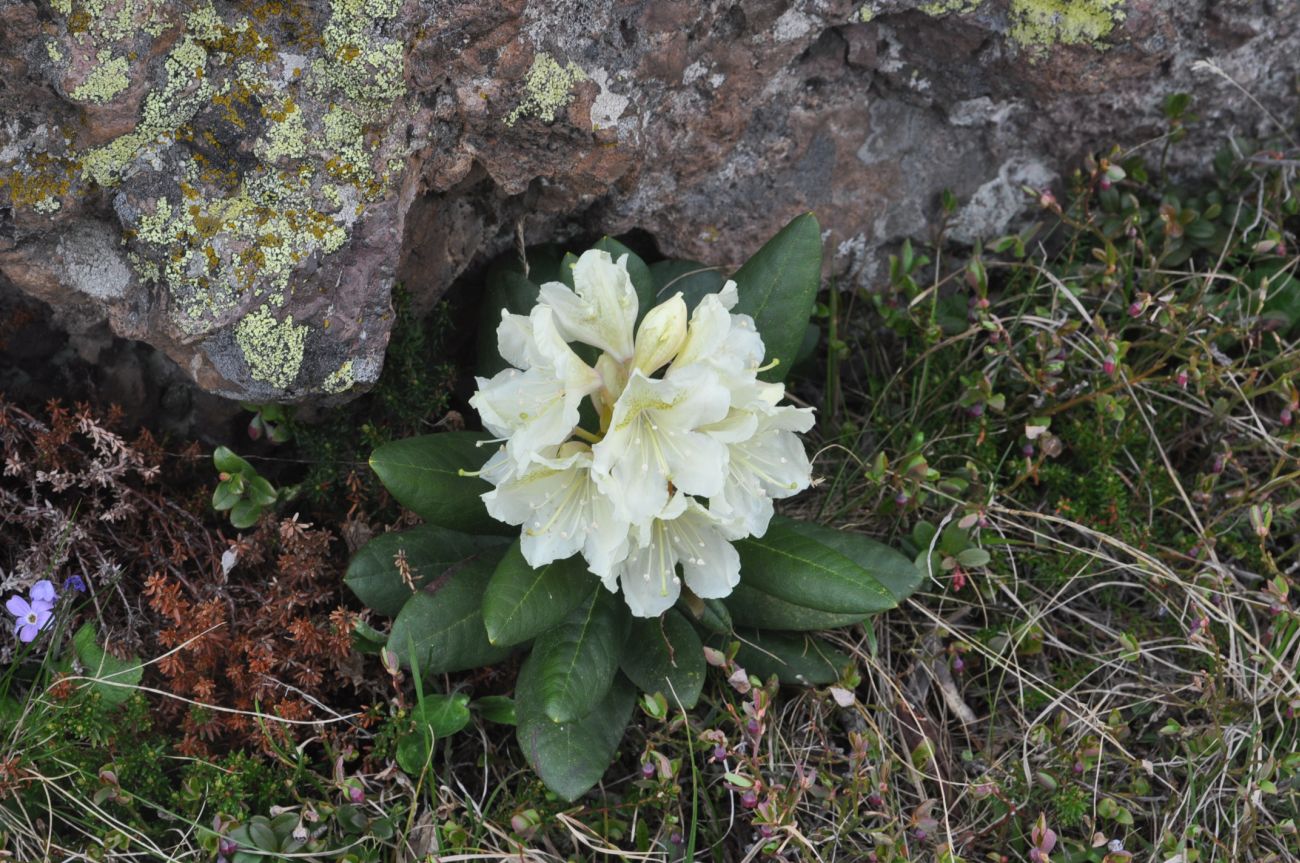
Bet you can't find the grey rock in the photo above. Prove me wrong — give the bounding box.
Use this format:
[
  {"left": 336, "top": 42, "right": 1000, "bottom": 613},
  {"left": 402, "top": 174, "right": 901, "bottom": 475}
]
[{"left": 0, "top": 0, "right": 1296, "bottom": 402}]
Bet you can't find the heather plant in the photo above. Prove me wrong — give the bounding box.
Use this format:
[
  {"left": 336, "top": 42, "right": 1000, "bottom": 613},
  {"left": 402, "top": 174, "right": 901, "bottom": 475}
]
[{"left": 346, "top": 216, "right": 925, "bottom": 799}]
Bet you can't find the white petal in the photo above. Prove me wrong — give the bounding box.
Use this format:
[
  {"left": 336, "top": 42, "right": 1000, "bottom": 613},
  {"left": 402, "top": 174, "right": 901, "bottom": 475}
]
[
  {"left": 472, "top": 368, "right": 576, "bottom": 469},
  {"left": 539, "top": 250, "right": 639, "bottom": 361},
  {"left": 666, "top": 500, "right": 741, "bottom": 599},
  {"left": 593, "top": 370, "right": 731, "bottom": 524},
  {"left": 614, "top": 521, "right": 682, "bottom": 617},
  {"left": 496, "top": 311, "right": 539, "bottom": 370}
]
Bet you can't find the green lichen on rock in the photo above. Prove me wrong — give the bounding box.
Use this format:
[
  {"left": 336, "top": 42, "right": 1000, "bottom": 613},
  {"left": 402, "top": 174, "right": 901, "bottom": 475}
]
[
  {"left": 1008, "top": 0, "right": 1126, "bottom": 52},
  {"left": 70, "top": 50, "right": 130, "bottom": 103},
  {"left": 236, "top": 305, "right": 308, "bottom": 389},
  {"left": 506, "top": 53, "right": 587, "bottom": 126}
]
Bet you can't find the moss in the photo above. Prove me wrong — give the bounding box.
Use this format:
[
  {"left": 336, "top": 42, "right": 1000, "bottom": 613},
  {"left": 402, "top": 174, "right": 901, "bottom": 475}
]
[
  {"left": 1008, "top": 0, "right": 1126, "bottom": 52},
  {"left": 506, "top": 52, "right": 587, "bottom": 126},
  {"left": 70, "top": 50, "right": 131, "bottom": 103},
  {"left": 236, "top": 304, "right": 307, "bottom": 389}
]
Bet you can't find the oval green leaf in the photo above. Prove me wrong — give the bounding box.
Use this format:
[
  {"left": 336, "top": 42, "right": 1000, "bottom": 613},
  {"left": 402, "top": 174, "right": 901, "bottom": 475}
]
[
  {"left": 619, "top": 610, "right": 705, "bottom": 709},
  {"left": 346, "top": 525, "right": 510, "bottom": 618},
  {"left": 516, "top": 663, "right": 635, "bottom": 802},
  {"left": 649, "top": 259, "right": 728, "bottom": 312},
  {"left": 483, "top": 543, "right": 594, "bottom": 647},
  {"left": 730, "top": 212, "right": 822, "bottom": 382},
  {"left": 724, "top": 583, "right": 867, "bottom": 631},
  {"left": 729, "top": 629, "right": 850, "bottom": 685},
  {"left": 387, "top": 553, "right": 512, "bottom": 675},
  {"left": 369, "top": 432, "right": 511, "bottom": 535},
  {"left": 72, "top": 622, "right": 143, "bottom": 706},
  {"left": 527, "top": 588, "right": 627, "bottom": 723},
  {"left": 735, "top": 517, "right": 905, "bottom": 615}
]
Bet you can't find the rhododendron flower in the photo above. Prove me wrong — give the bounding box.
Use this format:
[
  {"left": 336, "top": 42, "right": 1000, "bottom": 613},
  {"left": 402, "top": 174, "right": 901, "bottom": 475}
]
[{"left": 471, "top": 249, "right": 813, "bottom": 617}]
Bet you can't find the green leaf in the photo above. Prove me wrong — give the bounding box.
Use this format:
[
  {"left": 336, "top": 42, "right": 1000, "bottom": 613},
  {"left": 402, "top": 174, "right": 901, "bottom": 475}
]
[
  {"left": 414, "top": 692, "right": 473, "bottom": 737},
  {"left": 477, "top": 255, "right": 542, "bottom": 377},
  {"left": 212, "top": 445, "right": 254, "bottom": 475},
  {"left": 246, "top": 818, "right": 279, "bottom": 852},
  {"left": 735, "top": 517, "right": 918, "bottom": 615},
  {"left": 388, "top": 554, "right": 512, "bottom": 675},
  {"left": 483, "top": 544, "right": 594, "bottom": 646},
  {"left": 212, "top": 480, "right": 240, "bottom": 512},
  {"left": 731, "top": 213, "right": 823, "bottom": 382},
  {"left": 246, "top": 476, "right": 277, "bottom": 507},
  {"left": 471, "top": 695, "right": 517, "bottom": 725},
  {"left": 369, "top": 432, "right": 511, "bottom": 535},
  {"left": 351, "top": 618, "right": 388, "bottom": 654},
  {"left": 619, "top": 611, "right": 705, "bottom": 709},
  {"left": 72, "top": 623, "right": 143, "bottom": 707},
  {"left": 516, "top": 662, "right": 635, "bottom": 802},
  {"left": 803, "top": 519, "right": 926, "bottom": 604},
  {"left": 346, "top": 525, "right": 510, "bottom": 617},
  {"left": 593, "top": 237, "right": 655, "bottom": 319},
  {"left": 397, "top": 693, "right": 472, "bottom": 773},
  {"left": 729, "top": 629, "right": 849, "bottom": 685},
  {"left": 229, "top": 499, "right": 261, "bottom": 529},
  {"left": 677, "top": 595, "right": 732, "bottom": 634},
  {"left": 649, "top": 259, "right": 728, "bottom": 312},
  {"left": 724, "top": 583, "right": 867, "bottom": 631},
  {"left": 527, "top": 588, "right": 627, "bottom": 723}
]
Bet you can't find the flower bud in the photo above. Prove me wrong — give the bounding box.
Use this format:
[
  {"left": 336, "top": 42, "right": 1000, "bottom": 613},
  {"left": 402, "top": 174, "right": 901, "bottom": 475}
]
[{"left": 632, "top": 293, "right": 688, "bottom": 375}]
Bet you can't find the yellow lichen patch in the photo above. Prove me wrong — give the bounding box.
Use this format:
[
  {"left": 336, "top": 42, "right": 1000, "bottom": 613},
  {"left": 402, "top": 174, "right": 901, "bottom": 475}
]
[
  {"left": 70, "top": 50, "right": 131, "bottom": 103},
  {"left": 506, "top": 53, "right": 587, "bottom": 126},
  {"left": 1, "top": 153, "right": 75, "bottom": 211},
  {"left": 1009, "top": 0, "right": 1126, "bottom": 53},
  {"left": 235, "top": 304, "right": 307, "bottom": 389},
  {"left": 322, "top": 359, "right": 355, "bottom": 394},
  {"left": 920, "top": 0, "right": 981, "bottom": 13}
]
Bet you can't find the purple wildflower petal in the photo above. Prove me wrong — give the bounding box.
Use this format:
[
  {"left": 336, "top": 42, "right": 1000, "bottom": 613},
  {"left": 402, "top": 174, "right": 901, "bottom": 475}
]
[
  {"left": 63, "top": 575, "right": 87, "bottom": 593},
  {"left": 18, "top": 622, "right": 39, "bottom": 642},
  {"left": 30, "top": 580, "right": 56, "bottom": 604},
  {"left": 33, "top": 608, "right": 53, "bottom": 630},
  {"left": 6, "top": 595, "right": 31, "bottom": 618},
  {"left": 28, "top": 599, "right": 54, "bottom": 614}
]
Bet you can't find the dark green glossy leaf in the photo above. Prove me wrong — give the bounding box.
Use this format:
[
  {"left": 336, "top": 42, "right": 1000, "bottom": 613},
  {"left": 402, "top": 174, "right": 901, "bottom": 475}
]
[
  {"left": 527, "top": 588, "right": 627, "bottom": 723},
  {"left": 795, "top": 517, "right": 926, "bottom": 604},
  {"left": 619, "top": 610, "right": 705, "bottom": 709},
  {"left": 397, "top": 693, "right": 472, "bottom": 773},
  {"left": 735, "top": 517, "right": 906, "bottom": 614},
  {"left": 516, "top": 663, "right": 635, "bottom": 801},
  {"left": 731, "top": 212, "right": 822, "bottom": 382},
  {"left": 477, "top": 255, "right": 542, "bottom": 377},
  {"left": 388, "top": 554, "right": 512, "bottom": 675},
  {"left": 369, "top": 432, "right": 511, "bottom": 535},
  {"left": 724, "top": 583, "right": 867, "bottom": 631},
  {"left": 246, "top": 475, "right": 277, "bottom": 507},
  {"left": 730, "top": 629, "right": 850, "bottom": 685},
  {"left": 649, "top": 259, "right": 727, "bottom": 312},
  {"left": 483, "top": 543, "right": 594, "bottom": 646},
  {"left": 472, "top": 695, "right": 517, "bottom": 725},
  {"left": 593, "top": 236, "right": 655, "bottom": 319},
  {"left": 346, "top": 525, "right": 510, "bottom": 617}
]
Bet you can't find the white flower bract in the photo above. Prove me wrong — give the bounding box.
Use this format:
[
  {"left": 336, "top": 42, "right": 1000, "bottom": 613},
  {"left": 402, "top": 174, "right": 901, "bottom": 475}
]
[{"left": 471, "top": 249, "right": 814, "bottom": 617}]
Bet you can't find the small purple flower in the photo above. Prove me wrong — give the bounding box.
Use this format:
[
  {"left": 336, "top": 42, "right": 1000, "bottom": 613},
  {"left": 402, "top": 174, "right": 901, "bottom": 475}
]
[
  {"left": 7, "top": 581, "right": 57, "bottom": 643},
  {"left": 63, "top": 575, "right": 86, "bottom": 594}
]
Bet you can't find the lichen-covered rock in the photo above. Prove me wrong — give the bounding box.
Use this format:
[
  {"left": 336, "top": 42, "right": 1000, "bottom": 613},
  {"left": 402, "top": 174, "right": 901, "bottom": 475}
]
[{"left": 1, "top": 0, "right": 1296, "bottom": 401}]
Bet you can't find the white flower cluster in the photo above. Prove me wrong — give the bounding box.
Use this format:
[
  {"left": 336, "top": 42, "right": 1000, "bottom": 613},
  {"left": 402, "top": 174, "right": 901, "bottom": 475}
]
[{"left": 470, "top": 250, "right": 814, "bottom": 617}]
